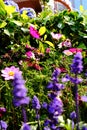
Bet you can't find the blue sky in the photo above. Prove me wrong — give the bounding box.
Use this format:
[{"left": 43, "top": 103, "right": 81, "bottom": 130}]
[{"left": 70, "top": 0, "right": 87, "bottom": 10}]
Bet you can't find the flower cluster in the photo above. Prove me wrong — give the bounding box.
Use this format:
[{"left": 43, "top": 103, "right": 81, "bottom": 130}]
[
  {"left": 32, "top": 95, "right": 41, "bottom": 121},
  {"left": 71, "top": 52, "right": 83, "bottom": 74},
  {"left": 32, "top": 96, "right": 41, "bottom": 110},
  {"left": 43, "top": 68, "right": 64, "bottom": 129},
  {"left": 12, "top": 72, "right": 30, "bottom": 107},
  {"left": 25, "top": 45, "right": 43, "bottom": 70},
  {"left": 63, "top": 48, "right": 82, "bottom": 56}
]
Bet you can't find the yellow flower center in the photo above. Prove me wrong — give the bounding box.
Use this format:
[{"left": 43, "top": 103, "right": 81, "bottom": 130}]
[{"left": 8, "top": 71, "right": 14, "bottom": 76}]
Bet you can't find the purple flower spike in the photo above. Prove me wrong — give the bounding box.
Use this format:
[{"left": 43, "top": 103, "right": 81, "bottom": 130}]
[
  {"left": 48, "top": 97, "right": 63, "bottom": 115},
  {"left": 0, "top": 120, "right": 8, "bottom": 130},
  {"left": 70, "top": 111, "right": 76, "bottom": 120},
  {"left": 12, "top": 72, "right": 30, "bottom": 107},
  {"left": 21, "top": 123, "right": 31, "bottom": 130},
  {"left": 52, "top": 68, "right": 61, "bottom": 79},
  {"left": 42, "top": 102, "right": 48, "bottom": 109},
  {"left": 71, "top": 52, "right": 83, "bottom": 74},
  {"left": 32, "top": 96, "right": 41, "bottom": 110},
  {"left": 82, "top": 126, "right": 87, "bottom": 130}
]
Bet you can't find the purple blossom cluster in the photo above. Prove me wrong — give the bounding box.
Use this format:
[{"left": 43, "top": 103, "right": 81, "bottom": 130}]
[
  {"left": 71, "top": 52, "right": 83, "bottom": 74},
  {"left": 12, "top": 72, "right": 31, "bottom": 130},
  {"left": 12, "top": 72, "right": 30, "bottom": 107},
  {"left": 32, "top": 95, "right": 41, "bottom": 110},
  {"left": 43, "top": 68, "right": 64, "bottom": 130},
  {"left": 32, "top": 96, "right": 41, "bottom": 129}
]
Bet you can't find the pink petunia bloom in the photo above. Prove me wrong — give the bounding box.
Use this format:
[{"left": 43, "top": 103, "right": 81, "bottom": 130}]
[
  {"left": 26, "top": 51, "right": 35, "bottom": 59},
  {"left": 69, "top": 48, "right": 82, "bottom": 53},
  {"left": 29, "top": 26, "right": 40, "bottom": 39},
  {"left": 46, "top": 48, "right": 51, "bottom": 53},
  {"left": 51, "top": 32, "right": 62, "bottom": 40},
  {"left": 1, "top": 66, "right": 22, "bottom": 80},
  {"left": 63, "top": 50, "right": 73, "bottom": 56}
]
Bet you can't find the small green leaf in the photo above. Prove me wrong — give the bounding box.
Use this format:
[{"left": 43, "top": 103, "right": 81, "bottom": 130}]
[
  {"left": 78, "top": 43, "right": 86, "bottom": 49},
  {"left": 0, "top": 21, "right": 7, "bottom": 28},
  {"left": 44, "top": 34, "right": 47, "bottom": 40},
  {"left": 4, "top": 29, "right": 10, "bottom": 36},
  {"left": 11, "top": 20, "right": 22, "bottom": 26},
  {"left": 39, "top": 26, "right": 46, "bottom": 36},
  {"left": 45, "top": 41, "right": 54, "bottom": 48},
  {"left": 39, "top": 41, "right": 45, "bottom": 53}
]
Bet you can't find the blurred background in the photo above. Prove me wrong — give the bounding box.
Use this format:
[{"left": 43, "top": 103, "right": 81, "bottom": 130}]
[{"left": 70, "top": 0, "right": 87, "bottom": 10}]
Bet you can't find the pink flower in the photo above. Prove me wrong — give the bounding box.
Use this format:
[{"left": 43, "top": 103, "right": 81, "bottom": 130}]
[
  {"left": 69, "top": 48, "right": 82, "bottom": 53},
  {"left": 63, "top": 50, "right": 73, "bottom": 56},
  {"left": 62, "top": 39, "right": 71, "bottom": 48},
  {"left": 46, "top": 48, "right": 51, "bottom": 53},
  {"left": 51, "top": 32, "right": 62, "bottom": 40},
  {"left": 26, "top": 51, "right": 35, "bottom": 59},
  {"left": 58, "top": 39, "right": 71, "bottom": 48},
  {"left": 1, "top": 66, "right": 22, "bottom": 80},
  {"left": 29, "top": 26, "right": 40, "bottom": 39}
]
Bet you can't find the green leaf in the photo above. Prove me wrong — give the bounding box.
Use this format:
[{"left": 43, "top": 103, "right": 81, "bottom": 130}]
[
  {"left": 0, "top": 0, "right": 6, "bottom": 15},
  {"left": 4, "top": 29, "right": 10, "bottom": 36},
  {"left": 78, "top": 43, "right": 86, "bottom": 49},
  {"left": 44, "top": 34, "right": 47, "bottom": 40},
  {"left": 30, "top": 125, "right": 38, "bottom": 130},
  {"left": 0, "top": 21, "right": 7, "bottom": 28},
  {"left": 39, "top": 41, "right": 45, "bottom": 53},
  {"left": 45, "top": 41, "right": 54, "bottom": 48},
  {"left": 11, "top": 20, "right": 22, "bottom": 26},
  {"left": 39, "top": 26, "right": 46, "bottom": 36},
  {"left": 5, "top": 5, "right": 15, "bottom": 15}
]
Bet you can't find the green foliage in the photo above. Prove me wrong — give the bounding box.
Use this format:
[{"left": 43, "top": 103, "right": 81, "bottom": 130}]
[{"left": 1, "top": 2, "right": 87, "bottom": 130}]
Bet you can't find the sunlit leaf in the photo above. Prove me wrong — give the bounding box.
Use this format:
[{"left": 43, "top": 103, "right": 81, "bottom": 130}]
[
  {"left": 0, "top": 21, "right": 7, "bottom": 28},
  {"left": 39, "top": 41, "right": 45, "bottom": 53},
  {"left": 5, "top": 5, "right": 15, "bottom": 15},
  {"left": 44, "top": 34, "right": 47, "bottom": 40},
  {"left": 45, "top": 41, "right": 54, "bottom": 48},
  {"left": 11, "top": 20, "right": 22, "bottom": 26},
  {"left": 78, "top": 43, "right": 86, "bottom": 49},
  {"left": 4, "top": 29, "right": 10, "bottom": 36},
  {"left": 39, "top": 26, "right": 46, "bottom": 36},
  {"left": 0, "top": 0, "right": 6, "bottom": 15}
]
